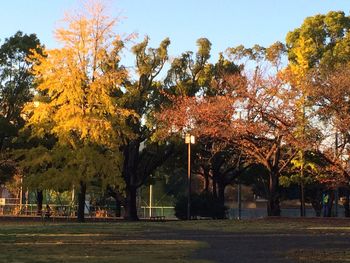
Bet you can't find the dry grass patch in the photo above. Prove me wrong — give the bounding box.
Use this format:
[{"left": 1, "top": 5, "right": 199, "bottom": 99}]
[{"left": 287, "top": 249, "right": 350, "bottom": 262}]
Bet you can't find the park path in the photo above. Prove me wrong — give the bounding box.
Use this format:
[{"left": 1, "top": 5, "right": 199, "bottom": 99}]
[
  {"left": 190, "top": 232, "right": 350, "bottom": 262},
  {"left": 147, "top": 226, "right": 350, "bottom": 263}
]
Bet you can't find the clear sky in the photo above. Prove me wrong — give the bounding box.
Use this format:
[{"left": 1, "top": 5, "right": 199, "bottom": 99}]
[{"left": 1, "top": 0, "right": 349, "bottom": 64}]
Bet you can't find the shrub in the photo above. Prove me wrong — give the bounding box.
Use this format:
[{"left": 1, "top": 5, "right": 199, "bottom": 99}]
[{"left": 174, "top": 192, "right": 226, "bottom": 219}]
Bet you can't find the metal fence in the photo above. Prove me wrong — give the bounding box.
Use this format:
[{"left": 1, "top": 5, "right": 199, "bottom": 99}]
[
  {"left": 138, "top": 206, "right": 176, "bottom": 219},
  {"left": 0, "top": 198, "right": 176, "bottom": 219},
  {"left": 0, "top": 203, "right": 77, "bottom": 217},
  {"left": 4, "top": 199, "right": 346, "bottom": 220},
  {"left": 226, "top": 207, "right": 347, "bottom": 219}
]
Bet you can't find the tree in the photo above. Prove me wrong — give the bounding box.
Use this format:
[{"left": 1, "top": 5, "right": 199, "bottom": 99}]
[
  {"left": 0, "top": 32, "right": 43, "bottom": 186},
  {"left": 207, "top": 141, "right": 249, "bottom": 218},
  {"left": 118, "top": 36, "right": 174, "bottom": 220},
  {"left": 223, "top": 44, "right": 298, "bottom": 216},
  {"left": 0, "top": 31, "right": 43, "bottom": 141},
  {"left": 286, "top": 11, "right": 350, "bottom": 71},
  {"left": 0, "top": 159, "right": 17, "bottom": 185},
  {"left": 228, "top": 42, "right": 329, "bottom": 216},
  {"left": 25, "top": 1, "right": 129, "bottom": 222},
  {"left": 309, "top": 65, "right": 350, "bottom": 185},
  {"left": 158, "top": 45, "right": 248, "bottom": 217},
  {"left": 280, "top": 150, "right": 330, "bottom": 216},
  {"left": 286, "top": 11, "right": 350, "bottom": 207},
  {"left": 237, "top": 74, "right": 297, "bottom": 216},
  {"left": 160, "top": 41, "right": 303, "bottom": 216},
  {"left": 164, "top": 38, "right": 215, "bottom": 97},
  {"left": 286, "top": 11, "right": 350, "bottom": 159},
  {"left": 13, "top": 134, "right": 56, "bottom": 215}
]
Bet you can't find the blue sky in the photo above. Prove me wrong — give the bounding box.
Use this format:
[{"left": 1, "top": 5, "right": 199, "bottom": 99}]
[{"left": 1, "top": 0, "right": 349, "bottom": 64}]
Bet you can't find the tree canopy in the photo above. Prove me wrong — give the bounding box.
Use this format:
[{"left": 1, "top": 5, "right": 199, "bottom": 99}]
[{"left": 2, "top": 3, "right": 350, "bottom": 220}]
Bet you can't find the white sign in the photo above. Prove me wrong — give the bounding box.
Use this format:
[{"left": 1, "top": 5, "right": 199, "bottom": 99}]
[
  {"left": 0, "top": 198, "right": 5, "bottom": 205},
  {"left": 84, "top": 201, "right": 90, "bottom": 215}
]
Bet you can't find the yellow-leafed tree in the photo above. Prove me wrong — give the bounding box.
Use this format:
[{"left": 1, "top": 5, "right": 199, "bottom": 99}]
[{"left": 24, "top": 1, "right": 133, "bottom": 222}]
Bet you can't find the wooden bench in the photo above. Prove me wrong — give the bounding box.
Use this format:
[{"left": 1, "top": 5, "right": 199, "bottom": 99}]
[{"left": 150, "top": 216, "right": 165, "bottom": 221}]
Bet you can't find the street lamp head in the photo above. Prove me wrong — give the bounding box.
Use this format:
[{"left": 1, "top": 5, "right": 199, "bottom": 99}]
[
  {"left": 185, "top": 133, "right": 195, "bottom": 144},
  {"left": 190, "top": 135, "right": 195, "bottom": 144}
]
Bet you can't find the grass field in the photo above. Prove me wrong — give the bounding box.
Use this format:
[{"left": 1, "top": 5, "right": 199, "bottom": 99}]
[{"left": 0, "top": 218, "right": 350, "bottom": 262}]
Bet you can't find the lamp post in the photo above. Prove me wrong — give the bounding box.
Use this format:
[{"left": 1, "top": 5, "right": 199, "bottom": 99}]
[
  {"left": 237, "top": 183, "right": 242, "bottom": 220},
  {"left": 149, "top": 184, "right": 153, "bottom": 218},
  {"left": 237, "top": 110, "right": 242, "bottom": 220},
  {"left": 185, "top": 133, "right": 195, "bottom": 220}
]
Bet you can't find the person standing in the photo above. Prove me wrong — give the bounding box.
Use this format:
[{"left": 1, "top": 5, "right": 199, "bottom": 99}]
[{"left": 322, "top": 192, "right": 330, "bottom": 217}]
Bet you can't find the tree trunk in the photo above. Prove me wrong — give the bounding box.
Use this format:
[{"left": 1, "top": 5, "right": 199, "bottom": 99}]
[
  {"left": 36, "top": 190, "right": 43, "bottom": 216},
  {"left": 204, "top": 169, "right": 210, "bottom": 193},
  {"left": 217, "top": 181, "right": 226, "bottom": 219},
  {"left": 122, "top": 141, "right": 140, "bottom": 221},
  {"left": 115, "top": 199, "right": 121, "bottom": 217},
  {"left": 327, "top": 191, "right": 334, "bottom": 217},
  {"left": 77, "top": 181, "right": 86, "bottom": 222},
  {"left": 300, "top": 147, "right": 306, "bottom": 217},
  {"left": 300, "top": 182, "right": 306, "bottom": 217},
  {"left": 124, "top": 186, "right": 139, "bottom": 220},
  {"left": 218, "top": 182, "right": 225, "bottom": 205},
  {"left": 121, "top": 140, "right": 173, "bottom": 221},
  {"left": 212, "top": 177, "right": 217, "bottom": 199},
  {"left": 106, "top": 187, "right": 123, "bottom": 217},
  {"left": 343, "top": 197, "right": 350, "bottom": 217},
  {"left": 342, "top": 189, "right": 350, "bottom": 217},
  {"left": 267, "top": 173, "right": 280, "bottom": 216}
]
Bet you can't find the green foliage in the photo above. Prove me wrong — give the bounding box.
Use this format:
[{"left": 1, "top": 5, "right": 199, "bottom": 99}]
[
  {"left": 0, "top": 159, "right": 17, "bottom": 184},
  {"left": 157, "top": 145, "right": 188, "bottom": 199},
  {"left": 0, "top": 116, "right": 16, "bottom": 143},
  {"left": 0, "top": 31, "right": 43, "bottom": 149},
  {"left": 165, "top": 38, "right": 213, "bottom": 96},
  {"left": 125, "top": 36, "right": 171, "bottom": 125},
  {"left": 227, "top": 44, "right": 267, "bottom": 64},
  {"left": 0, "top": 31, "right": 43, "bottom": 125},
  {"left": 279, "top": 150, "right": 326, "bottom": 188},
  {"left": 17, "top": 144, "right": 124, "bottom": 192},
  {"left": 131, "top": 36, "right": 170, "bottom": 77},
  {"left": 107, "top": 36, "right": 175, "bottom": 219},
  {"left": 286, "top": 11, "right": 350, "bottom": 70},
  {"left": 240, "top": 163, "right": 270, "bottom": 199},
  {"left": 0, "top": 31, "right": 44, "bottom": 188}
]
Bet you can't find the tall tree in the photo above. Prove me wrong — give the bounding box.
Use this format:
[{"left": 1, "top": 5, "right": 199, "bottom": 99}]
[
  {"left": 238, "top": 71, "right": 297, "bottom": 216},
  {"left": 165, "top": 38, "right": 214, "bottom": 96},
  {"left": 286, "top": 11, "right": 350, "bottom": 71},
  {"left": 25, "top": 1, "right": 129, "bottom": 222},
  {"left": 286, "top": 11, "right": 350, "bottom": 207},
  {"left": 0, "top": 31, "right": 43, "bottom": 133},
  {"left": 309, "top": 65, "right": 350, "bottom": 184},
  {"left": 119, "top": 36, "right": 173, "bottom": 220},
  {"left": 160, "top": 43, "right": 300, "bottom": 216},
  {"left": 0, "top": 31, "right": 43, "bottom": 171},
  {"left": 158, "top": 48, "right": 245, "bottom": 216}
]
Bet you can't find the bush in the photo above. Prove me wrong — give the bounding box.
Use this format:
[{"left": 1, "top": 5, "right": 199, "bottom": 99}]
[{"left": 174, "top": 192, "right": 226, "bottom": 220}]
